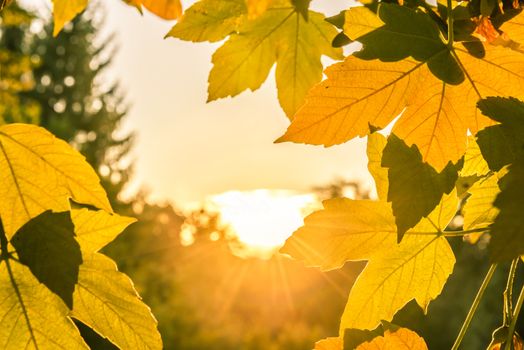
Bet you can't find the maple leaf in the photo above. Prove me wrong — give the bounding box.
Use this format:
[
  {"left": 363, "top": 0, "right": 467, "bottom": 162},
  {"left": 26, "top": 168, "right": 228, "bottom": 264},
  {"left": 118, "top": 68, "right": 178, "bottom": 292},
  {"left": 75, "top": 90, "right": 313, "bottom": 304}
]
[
  {"left": 278, "top": 4, "right": 524, "bottom": 171},
  {"left": 367, "top": 133, "right": 389, "bottom": 200},
  {"left": 206, "top": 1, "right": 342, "bottom": 118},
  {"left": 490, "top": 154, "right": 524, "bottom": 261},
  {"left": 71, "top": 253, "right": 163, "bottom": 350},
  {"left": 282, "top": 136, "right": 457, "bottom": 330},
  {"left": 166, "top": 0, "right": 247, "bottom": 43},
  {"left": 139, "top": 0, "right": 182, "bottom": 20},
  {"left": 340, "top": 191, "right": 456, "bottom": 331},
  {"left": 71, "top": 208, "right": 136, "bottom": 253},
  {"left": 462, "top": 170, "right": 504, "bottom": 243},
  {"left": 0, "top": 260, "right": 89, "bottom": 349},
  {"left": 382, "top": 134, "right": 459, "bottom": 239},
  {"left": 0, "top": 124, "right": 111, "bottom": 239},
  {"left": 280, "top": 199, "right": 398, "bottom": 270},
  {"left": 356, "top": 328, "right": 428, "bottom": 350},
  {"left": 461, "top": 135, "right": 490, "bottom": 177},
  {"left": 246, "top": 0, "right": 273, "bottom": 19},
  {"left": 51, "top": 0, "right": 87, "bottom": 36},
  {"left": 11, "top": 211, "right": 81, "bottom": 309},
  {"left": 315, "top": 337, "right": 343, "bottom": 350},
  {"left": 476, "top": 97, "right": 524, "bottom": 172}
]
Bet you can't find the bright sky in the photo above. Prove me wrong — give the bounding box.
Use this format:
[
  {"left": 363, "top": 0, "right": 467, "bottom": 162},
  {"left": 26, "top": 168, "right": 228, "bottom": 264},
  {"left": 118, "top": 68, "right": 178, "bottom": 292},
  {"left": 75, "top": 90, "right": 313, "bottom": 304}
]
[{"left": 28, "top": 0, "right": 372, "bottom": 208}]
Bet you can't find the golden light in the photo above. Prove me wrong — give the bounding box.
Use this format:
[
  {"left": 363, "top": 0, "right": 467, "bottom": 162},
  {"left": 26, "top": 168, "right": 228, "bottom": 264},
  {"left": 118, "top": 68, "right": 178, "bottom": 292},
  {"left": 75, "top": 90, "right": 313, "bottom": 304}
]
[{"left": 209, "top": 190, "right": 319, "bottom": 258}]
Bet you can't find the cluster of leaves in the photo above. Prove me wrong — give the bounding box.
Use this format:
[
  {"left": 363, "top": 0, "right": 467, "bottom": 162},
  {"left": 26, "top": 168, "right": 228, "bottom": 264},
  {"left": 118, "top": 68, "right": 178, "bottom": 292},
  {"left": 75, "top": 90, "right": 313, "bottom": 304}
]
[
  {"left": 0, "top": 124, "right": 161, "bottom": 349},
  {"left": 11, "top": 0, "right": 524, "bottom": 348}
]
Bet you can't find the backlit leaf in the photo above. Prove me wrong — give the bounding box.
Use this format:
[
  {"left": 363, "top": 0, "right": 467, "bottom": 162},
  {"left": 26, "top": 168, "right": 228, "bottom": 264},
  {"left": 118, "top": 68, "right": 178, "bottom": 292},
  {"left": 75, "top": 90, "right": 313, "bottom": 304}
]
[
  {"left": 0, "top": 124, "right": 111, "bottom": 239},
  {"left": 71, "top": 208, "right": 136, "bottom": 253},
  {"left": 0, "top": 260, "right": 88, "bottom": 349},
  {"left": 11, "top": 211, "right": 81, "bottom": 309},
  {"left": 139, "top": 0, "right": 182, "bottom": 20},
  {"left": 280, "top": 199, "right": 397, "bottom": 270},
  {"left": 278, "top": 4, "right": 524, "bottom": 171},
  {"left": 477, "top": 97, "right": 524, "bottom": 172},
  {"left": 382, "top": 134, "right": 459, "bottom": 239},
  {"left": 356, "top": 328, "right": 428, "bottom": 350},
  {"left": 461, "top": 136, "right": 490, "bottom": 177},
  {"left": 315, "top": 337, "right": 343, "bottom": 350},
  {"left": 490, "top": 155, "right": 524, "bottom": 261},
  {"left": 462, "top": 170, "right": 505, "bottom": 235},
  {"left": 71, "top": 253, "right": 163, "bottom": 350},
  {"left": 246, "top": 0, "right": 272, "bottom": 19},
  {"left": 166, "top": 0, "right": 246, "bottom": 42},
  {"left": 207, "top": 2, "right": 342, "bottom": 118},
  {"left": 367, "top": 133, "right": 389, "bottom": 200},
  {"left": 51, "top": 0, "right": 87, "bottom": 36},
  {"left": 340, "top": 192, "right": 457, "bottom": 330},
  {"left": 343, "top": 6, "right": 385, "bottom": 41}
]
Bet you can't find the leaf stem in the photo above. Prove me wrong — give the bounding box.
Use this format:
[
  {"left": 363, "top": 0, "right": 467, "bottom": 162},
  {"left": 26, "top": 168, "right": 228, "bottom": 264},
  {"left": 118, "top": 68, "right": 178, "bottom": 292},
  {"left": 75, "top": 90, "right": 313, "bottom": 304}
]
[
  {"left": 445, "top": 227, "right": 489, "bottom": 236},
  {"left": 447, "top": 0, "right": 454, "bottom": 48},
  {"left": 451, "top": 264, "right": 498, "bottom": 350},
  {"left": 504, "top": 259, "right": 519, "bottom": 326},
  {"left": 504, "top": 273, "right": 524, "bottom": 350}
]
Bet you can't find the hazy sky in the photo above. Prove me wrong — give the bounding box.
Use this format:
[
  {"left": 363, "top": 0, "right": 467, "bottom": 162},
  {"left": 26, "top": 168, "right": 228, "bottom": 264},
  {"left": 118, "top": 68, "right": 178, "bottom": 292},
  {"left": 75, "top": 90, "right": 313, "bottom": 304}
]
[{"left": 32, "top": 0, "right": 372, "bottom": 208}]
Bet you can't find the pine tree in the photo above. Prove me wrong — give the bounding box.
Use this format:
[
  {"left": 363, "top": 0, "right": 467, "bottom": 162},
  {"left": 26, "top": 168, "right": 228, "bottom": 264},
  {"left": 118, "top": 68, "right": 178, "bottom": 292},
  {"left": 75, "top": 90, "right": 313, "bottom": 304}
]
[{"left": 26, "top": 8, "right": 133, "bottom": 209}]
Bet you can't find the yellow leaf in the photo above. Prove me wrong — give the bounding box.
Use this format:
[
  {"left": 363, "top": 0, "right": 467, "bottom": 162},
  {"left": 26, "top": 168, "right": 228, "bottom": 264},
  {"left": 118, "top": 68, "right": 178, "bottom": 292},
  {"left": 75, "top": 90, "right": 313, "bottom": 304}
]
[
  {"left": 340, "top": 191, "right": 457, "bottom": 330},
  {"left": 71, "top": 253, "right": 163, "bottom": 350},
  {"left": 280, "top": 199, "right": 398, "bottom": 270},
  {"left": 0, "top": 260, "right": 88, "bottom": 349},
  {"left": 51, "top": 0, "right": 87, "bottom": 36},
  {"left": 462, "top": 170, "right": 506, "bottom": 238},
  {"left": 246, "top": 0, "right": 272, "bottom": 19},
  {"left": 367, "top": 133, "right": 389, "bottom": 200},
  {"left": 461, "top": 136, "right": 490, "bottom": 177},
  {"left": 278, "top": 5, "right": 524, "bottom": 171},
  {"left": 166, "top": 0, "right": 246, "bottom": 43},
  {"left": 71, "top": 209, "right": 136, "bottom": 253},
  {"left": 208, "top": 5, "right": 342, "bottom": 118},
  {"left": 0, "top": 124, "right": 111, "bottom": 239},
  {"left": 356, "top": 328, "right": 428, "bottom": 350},
  {"left": 343, "top": 6, "right": 384, "bottom": 40},
  {"left": 140, "top": 0, "right": 182, "bottom": 20},
  {"left": 315, "top": 337, "right": 343, "bottom": 350}
]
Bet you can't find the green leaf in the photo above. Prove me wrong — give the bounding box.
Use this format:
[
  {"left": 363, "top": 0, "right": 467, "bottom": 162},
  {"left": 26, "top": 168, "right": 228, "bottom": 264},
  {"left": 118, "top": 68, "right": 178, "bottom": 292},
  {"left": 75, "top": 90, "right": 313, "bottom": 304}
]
[
  {"left": 0, "top": 259, "right": 88, "bottom": 349},
  {"left": 382, "top": 134, "right": 459, "bottom": 240},
  {"left": 71, "top": 208, "right": 136, "bottom": 253},
  {"left": 350, "top": 3, "right": 463, "bottom": 84},
  {"left": 0, "top": 124, "right": 111, "bottom": 239},
  {"left": 489, "top": 156, "right": 524, "bottom": 261},
  {"left": 477, "top": 97, "right": 524, "bottom": 172},
  {"left": 166, "top": 0, "right": 246, "bottom": 43},
  {"left": 11, "top": 211, "right": 81, "bottom": 309},
  {"left": 71, "top": 253, "right": 163, "bottom": 350},
  {"left": 340, "top": 192, "right": 457, "bottom": 331},
  {"left": 207, "top": 3, "right": 342, "bottom": 118}
]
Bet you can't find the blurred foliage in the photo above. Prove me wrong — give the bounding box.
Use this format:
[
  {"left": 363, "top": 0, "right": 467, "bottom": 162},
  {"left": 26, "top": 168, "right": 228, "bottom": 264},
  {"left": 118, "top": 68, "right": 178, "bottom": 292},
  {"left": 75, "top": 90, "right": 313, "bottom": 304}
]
[{"left": 0, "top": 4, "right": 40, "bottom": 123}]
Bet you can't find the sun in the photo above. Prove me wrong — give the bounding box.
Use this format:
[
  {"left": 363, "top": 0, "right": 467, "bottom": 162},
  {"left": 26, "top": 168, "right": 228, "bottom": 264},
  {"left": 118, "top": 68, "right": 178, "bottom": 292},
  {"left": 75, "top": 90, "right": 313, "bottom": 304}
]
[{"left": 209, "top": 190, "right": 318, "bottom": 258}]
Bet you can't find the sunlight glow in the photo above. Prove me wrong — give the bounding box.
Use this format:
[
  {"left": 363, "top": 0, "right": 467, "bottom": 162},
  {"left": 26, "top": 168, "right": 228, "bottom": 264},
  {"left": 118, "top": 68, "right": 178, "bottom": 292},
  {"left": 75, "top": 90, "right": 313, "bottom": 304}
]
[{"left": 209, "top": 190, "right": 318, "bottom": 258}]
